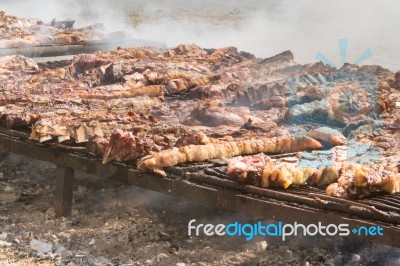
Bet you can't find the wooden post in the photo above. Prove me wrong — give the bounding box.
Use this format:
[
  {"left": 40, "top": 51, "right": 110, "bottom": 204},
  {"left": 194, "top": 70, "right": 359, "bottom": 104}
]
[{"left": 54, "top": 166, "right": 74, "bottom": 217}]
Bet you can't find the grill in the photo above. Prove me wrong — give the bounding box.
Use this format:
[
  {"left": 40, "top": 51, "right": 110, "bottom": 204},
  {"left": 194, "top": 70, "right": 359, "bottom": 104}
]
[
  {"left": 1, "top": 49, "right": 400, "bottom": 249},
  {"left": 0, "top": 39, "right": 166, "bottom": 58},
  {"left": 0, "top": 127, "right": 399, "bottom": 248}
]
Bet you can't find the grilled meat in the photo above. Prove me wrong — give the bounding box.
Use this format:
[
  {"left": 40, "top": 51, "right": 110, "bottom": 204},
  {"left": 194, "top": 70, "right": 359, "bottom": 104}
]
[
  {"left": 227, "top": 147, "right": 400, "bottom": 199},
  {"left": 305, "top": 127, "right": 347, "bottom": 147},
  {"left": 326, "top": 164, "right": 400, "bottom": 198},
  {"left": 102, "top": 130, "right": 162, "bottom": 164},
  {"left": 227, "top": 145, "right": 347, "bottom": 189},
  {"left": 137, "top": 135, "right": 322, "bottom": 174},
  {"left": 0, "top": 13, "right": 399, "bottom": 200}
]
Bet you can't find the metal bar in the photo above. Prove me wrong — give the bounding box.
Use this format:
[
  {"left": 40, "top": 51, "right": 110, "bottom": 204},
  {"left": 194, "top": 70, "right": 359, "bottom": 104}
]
[
  {"left": 0, "top": 39, "right": 167, "bottom": 58},
  {"left": 0, "top": 133, "right": 129, "bottom": 183},
  {"left": 54, "top": 166, "right": 74, "bottom": 217}
]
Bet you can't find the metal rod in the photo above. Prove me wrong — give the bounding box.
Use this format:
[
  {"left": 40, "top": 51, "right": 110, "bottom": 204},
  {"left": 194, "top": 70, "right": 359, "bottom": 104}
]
[{"left": 0, "top": 39, "right": 167, "bottom": 58}]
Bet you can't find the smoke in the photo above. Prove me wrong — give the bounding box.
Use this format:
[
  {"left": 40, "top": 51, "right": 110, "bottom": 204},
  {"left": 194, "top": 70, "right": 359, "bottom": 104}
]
[
  {"left": 0, "top": 0, "right": 130, "bottom": 30},
  {"left": 1, "top": 0, "right": 399, "bottom": 70}
]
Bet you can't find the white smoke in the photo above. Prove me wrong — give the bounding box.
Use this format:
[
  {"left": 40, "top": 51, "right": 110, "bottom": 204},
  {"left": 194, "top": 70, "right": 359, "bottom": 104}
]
[{"left": 1, "top": 0, "right": 399, "bottom": 70}]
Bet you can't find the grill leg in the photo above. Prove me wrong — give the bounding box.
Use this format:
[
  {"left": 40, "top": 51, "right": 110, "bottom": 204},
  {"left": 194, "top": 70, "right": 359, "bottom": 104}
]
[{"left": 54, "top": 166, "right": 74, "bottom": 217}]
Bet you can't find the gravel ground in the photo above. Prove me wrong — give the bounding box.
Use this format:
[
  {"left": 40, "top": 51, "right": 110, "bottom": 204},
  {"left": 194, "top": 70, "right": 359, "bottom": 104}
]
[{"left": 1, "top": 152, "right": 400, "bottom": 265}]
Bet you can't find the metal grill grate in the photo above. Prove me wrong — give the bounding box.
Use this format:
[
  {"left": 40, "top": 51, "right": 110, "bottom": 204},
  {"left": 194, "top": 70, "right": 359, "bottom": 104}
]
[
  {"left": 1, "top": 128, "right": 400, "bottom": 248},
  {"left": 38, "top": 59, "right": 72, "bottom": 69},
  {"left": 167, "top": 163, "right": 400, "bottom": 225}
]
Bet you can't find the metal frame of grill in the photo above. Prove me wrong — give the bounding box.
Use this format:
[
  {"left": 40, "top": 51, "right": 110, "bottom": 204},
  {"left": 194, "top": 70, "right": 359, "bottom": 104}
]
[
  {"left": 0, "top": 128, "right": 399, "bottom": 248},
  {"left": 0, "top": 40, "right": 166, "bottom": 58}
]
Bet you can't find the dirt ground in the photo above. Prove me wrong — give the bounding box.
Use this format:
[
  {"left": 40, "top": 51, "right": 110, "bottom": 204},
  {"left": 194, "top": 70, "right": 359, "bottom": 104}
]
[{"left": 0, "top": 152, "right": 400, "bottom": 266}]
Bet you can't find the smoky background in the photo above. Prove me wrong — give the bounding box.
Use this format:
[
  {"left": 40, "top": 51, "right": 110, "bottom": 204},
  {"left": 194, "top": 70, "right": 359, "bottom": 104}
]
[{"left": 1, "top": 0, "right": 399, "bottom": 70}]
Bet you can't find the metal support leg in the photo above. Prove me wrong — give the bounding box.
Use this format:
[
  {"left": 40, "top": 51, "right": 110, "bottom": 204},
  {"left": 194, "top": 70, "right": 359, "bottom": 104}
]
[
  {"left": 54, "top": 166, "right": 74, "bottom": 217},
  {"left": 0, "top": 151, "right": 9, "bottom": 167}
]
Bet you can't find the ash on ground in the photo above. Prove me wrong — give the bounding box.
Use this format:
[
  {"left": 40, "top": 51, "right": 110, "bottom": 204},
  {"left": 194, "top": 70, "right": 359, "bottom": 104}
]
[{"left": 0, "top": 153, "right": 399, "bottom": 266}]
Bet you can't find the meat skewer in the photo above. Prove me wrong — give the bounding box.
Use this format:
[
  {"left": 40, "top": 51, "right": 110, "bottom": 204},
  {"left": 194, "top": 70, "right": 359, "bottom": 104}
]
[
  {"left": 326, "top": 164, "right": 400, "bottom": 199},
  {"left": 226, "top": 151, "right": 400, "bottom": 199},
  {"left": 227, "top": 146, "right": 346, "bottom": 189},
  {"left": 137, "top": 135, "right": 323, "bottom": 174}
]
